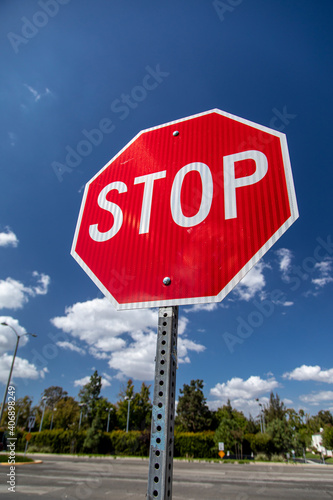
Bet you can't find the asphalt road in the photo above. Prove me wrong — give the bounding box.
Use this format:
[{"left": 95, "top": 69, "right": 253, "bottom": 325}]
[{"left": 1, "top": 455, "right": 333, "bottom": 499}]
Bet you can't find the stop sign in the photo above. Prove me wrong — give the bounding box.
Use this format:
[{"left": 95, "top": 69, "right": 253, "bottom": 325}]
[{"left": 71, "top": 109, "right": 298, "bottom": 310}]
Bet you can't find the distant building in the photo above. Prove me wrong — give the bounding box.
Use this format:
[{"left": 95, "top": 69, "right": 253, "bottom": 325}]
[{"left": 311, "top": 428, "right": 333, "bottom": 457}]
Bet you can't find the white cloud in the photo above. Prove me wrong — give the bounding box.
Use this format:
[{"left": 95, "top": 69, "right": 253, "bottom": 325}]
[
  {"left": 209, "top": 375, "right": 279, "bottom": 415},
  {"left": 32, "top": 272, "right": 50, "bottom": 295},
  {"left": 0, "top": 278, "right": 30, "bottom": 309},
  {"left": 311, "top": 258, "right": 333, "bottom": 289},
  {"left": 0, "top": 272, "right": 50, "bottom": 310},
  {"left": 183, "top": 303, "right": 218, "bottom": 313},
  {"left": 283, "top": 365, "right": 333, "bottom": 384},
  {"left": 233, "top": 261, "right": 269, "bottom": 301},
  {"left": 56, "top": 341, "right": 86, "bottom": 355},
  {"left": 24, "top": 84, "right": 53, "bottom": 103},
  {"left": 108, "top": 329, "right": 157, "bottom": 380},
  {"left": 74, "top": 374, "right": 111, "bottom": 388},
  {"left": 0, "top": 317, "right": 30, "bottom": 355},
  {"left": 276, "top": 248, "right": 293, "bottom": 281},
  {"left": 0, "top": 228, "right": 18, "bottom": 247},
  {"left": 52, "top": 297, "right": 205, "bottom": 381},
  {"left": 0, "top": 353, "right": 48, "bottom": 385},
  {"left": 299, "top": 391, "right": 333, "bottom": 405}
]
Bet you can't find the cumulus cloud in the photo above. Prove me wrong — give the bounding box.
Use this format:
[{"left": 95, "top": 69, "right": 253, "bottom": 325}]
[
  {"left": 209, "top": 375, "right": 279, "bottom": 415},
  {"left": 0, "top": 353, "right": 48, "bottom": 385},
  {"left": 51, "top": 297, "right": 205, "bottom": 381},
  {"left": 56, "top": 341, "right": 86, "bottom": 355},
  {"left": 232, "top": 261, "right": 269, "bottom": 301},
  {"left": 0, "top": 273, "right": 50, "bottom": 310},
  {"left": 0, "top": 228, "right": 18, "bottom": 247},
  {"left": 299, "top": 391, "right": 333, "bottom": 406},
  {"left": 32, "top": 272, "right": 51, "bottom": 295},
  {"left": 0, "top": 317, "right": 29, "bottom": 355},
  {"left": 74, "top": 374, "right": 111, "bottom": 388},
  {"left": 283, "top": 365, "right": 333, "bottom": 384}
]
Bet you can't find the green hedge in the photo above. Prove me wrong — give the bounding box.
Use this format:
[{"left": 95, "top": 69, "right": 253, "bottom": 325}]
[
  {"left": 174, "top": 432, "right": 217, "bottom": 458},
  {"left": 4, "top": 429, "right": 224, "bottom": 458}
]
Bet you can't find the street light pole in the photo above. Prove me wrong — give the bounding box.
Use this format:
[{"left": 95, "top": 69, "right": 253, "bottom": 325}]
[
  {"left": 106, "top": 407, "right": 113, "bottom": 433},
  {"left": 50, "top": 408, "right": 57, "bottom": 430},
  {"left": 39, "top": 396, "right": 47, "bottom": 432},
  {"left": 79, "top": 403, "right": 86, "bottom": 430},
  {"left": 125, "top": 397, "right": 132, "bottom": 433},
  {"left": 256, "top": 398, "right": 263, "bottom": 433},
  {"left": 0, "top": 322, "right": 37, "bottom": 425}
]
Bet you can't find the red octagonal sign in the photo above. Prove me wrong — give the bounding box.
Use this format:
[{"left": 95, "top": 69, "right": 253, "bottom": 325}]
[{"left": 71, "top": 109, "right": 298, "bottom": 310}]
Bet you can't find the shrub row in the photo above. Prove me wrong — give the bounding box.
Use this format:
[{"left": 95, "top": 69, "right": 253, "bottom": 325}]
[
  {"left": 2, "top": 429, "right": 275, "bottom": 458},
  {"left": 3, "top": 429, "right": 217, "bottom": 457}
]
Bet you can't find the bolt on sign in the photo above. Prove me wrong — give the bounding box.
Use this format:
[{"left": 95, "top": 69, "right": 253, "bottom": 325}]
[{"left": 71, "top": 109, "right": 298, "bottom": 310}]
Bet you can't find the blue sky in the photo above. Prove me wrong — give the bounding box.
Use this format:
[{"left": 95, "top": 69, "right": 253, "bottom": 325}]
[{"left": 1, "top": 0, "right": 333, "bottom": 419}]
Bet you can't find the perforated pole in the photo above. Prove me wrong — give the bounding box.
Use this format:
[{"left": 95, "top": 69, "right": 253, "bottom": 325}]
[{"left": 147, "top": 306, "right": 178, "bottom": 500}]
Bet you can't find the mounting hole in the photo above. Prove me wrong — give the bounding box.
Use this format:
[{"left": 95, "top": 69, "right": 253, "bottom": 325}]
[
  {"left": 161, "top": 350, "right": 165, "bottom": 355},
  {"left": 159, "top": 391, "right": 163, "bottom": 397},
  {"left": 163, "top": 321, "right": 167, "bottom": 326},
  {"left": 153, "top": 490, "right": 158, "bottom": 497},
  {"left": 162, "top": 331, "right": 166, "bottom": 335},
  {"left": 156, "top": 438, "right": 161, "bottom": 444},
  {"left": 161, "top": 360, "right": 165, "bottom": 365},
  {"left": 157, "top": 413, "right": 162, "bottom": 419},
  {"left": 162, "top": 340, "right": 166, "bottom": 345},
  {"left": 163, "top": 313, "right": 168, "bottom": 317},
  {"left": 160, "top": 370, "right": 164, "bottom": 375},
  {"left": 157, "top": 425, "right": 162, "bottom": 431},
  {"left": 154, "top": 476, "right": 159, "bottom": 483},
  {"left": 155, "top": 450, "right": 160, "bottom": 457},
  {"left": 155, "top": 463, "right": 160, "bottom": 470}
]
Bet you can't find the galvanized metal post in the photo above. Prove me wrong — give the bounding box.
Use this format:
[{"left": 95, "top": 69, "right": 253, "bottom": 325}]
[{"left": 147, "top": 306, "right": 178, "bottom": 500}]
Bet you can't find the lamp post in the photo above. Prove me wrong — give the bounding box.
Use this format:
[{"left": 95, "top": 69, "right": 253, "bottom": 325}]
[
  {"left": 50, "top": 407, "right": 57, "bottom": 430},
  {"left": 79, "top": 403, "right": 86, "bottom": 430},
  {"left": 39, "top": 396, "right": 48, "bottom": 432},
  {"left": 255, "top": 398, "right": 265, "bottom": 433},
  {"left": 0, "top": 322, "right": 37, "bottom": 425},
  {"left": 106, "top": 407, "right": 113, "bottom": 433},
  {"left": 125, "top": 396, "right": 133, "bottom": 433}
]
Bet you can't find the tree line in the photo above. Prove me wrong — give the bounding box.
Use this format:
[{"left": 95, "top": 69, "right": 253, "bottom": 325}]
[{"left": 1, "top": 374, "right": 333, "bottom": 456}]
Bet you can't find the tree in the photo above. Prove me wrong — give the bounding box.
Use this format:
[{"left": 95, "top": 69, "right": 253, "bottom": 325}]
[
  {"left": 322, "top": 425, "right": 333, "bottom": 451},
  {"left": 132, "top": 383, "right": 152, "bottom": 431},
  {"left": 52, "top": 396, "right": 80, "bottom": 430},
  {"left": 41, "top": 386, "right": 68, "bottom": 409},
  {"left": 116, "top": 380, "right": 152, "bottom": 431},
  {"left": 175, "top": 380, "right": 212, "bottom": 432},
  {"left": 264, "top": 393, "right": 286, "bottom": 425},
  {"left": 266, "top": 418, "right": 293, "bottom": 455},
  {"left": 214, "top": 401, "right": 248, "bottom": 458},
  {"left": 78, "top": 371, "right": 102, "bottom": 425}
]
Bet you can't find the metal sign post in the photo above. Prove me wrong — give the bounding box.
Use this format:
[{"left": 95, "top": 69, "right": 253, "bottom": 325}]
[{"left": 147, "top": 306, "right": 178, "bottom": 500}]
